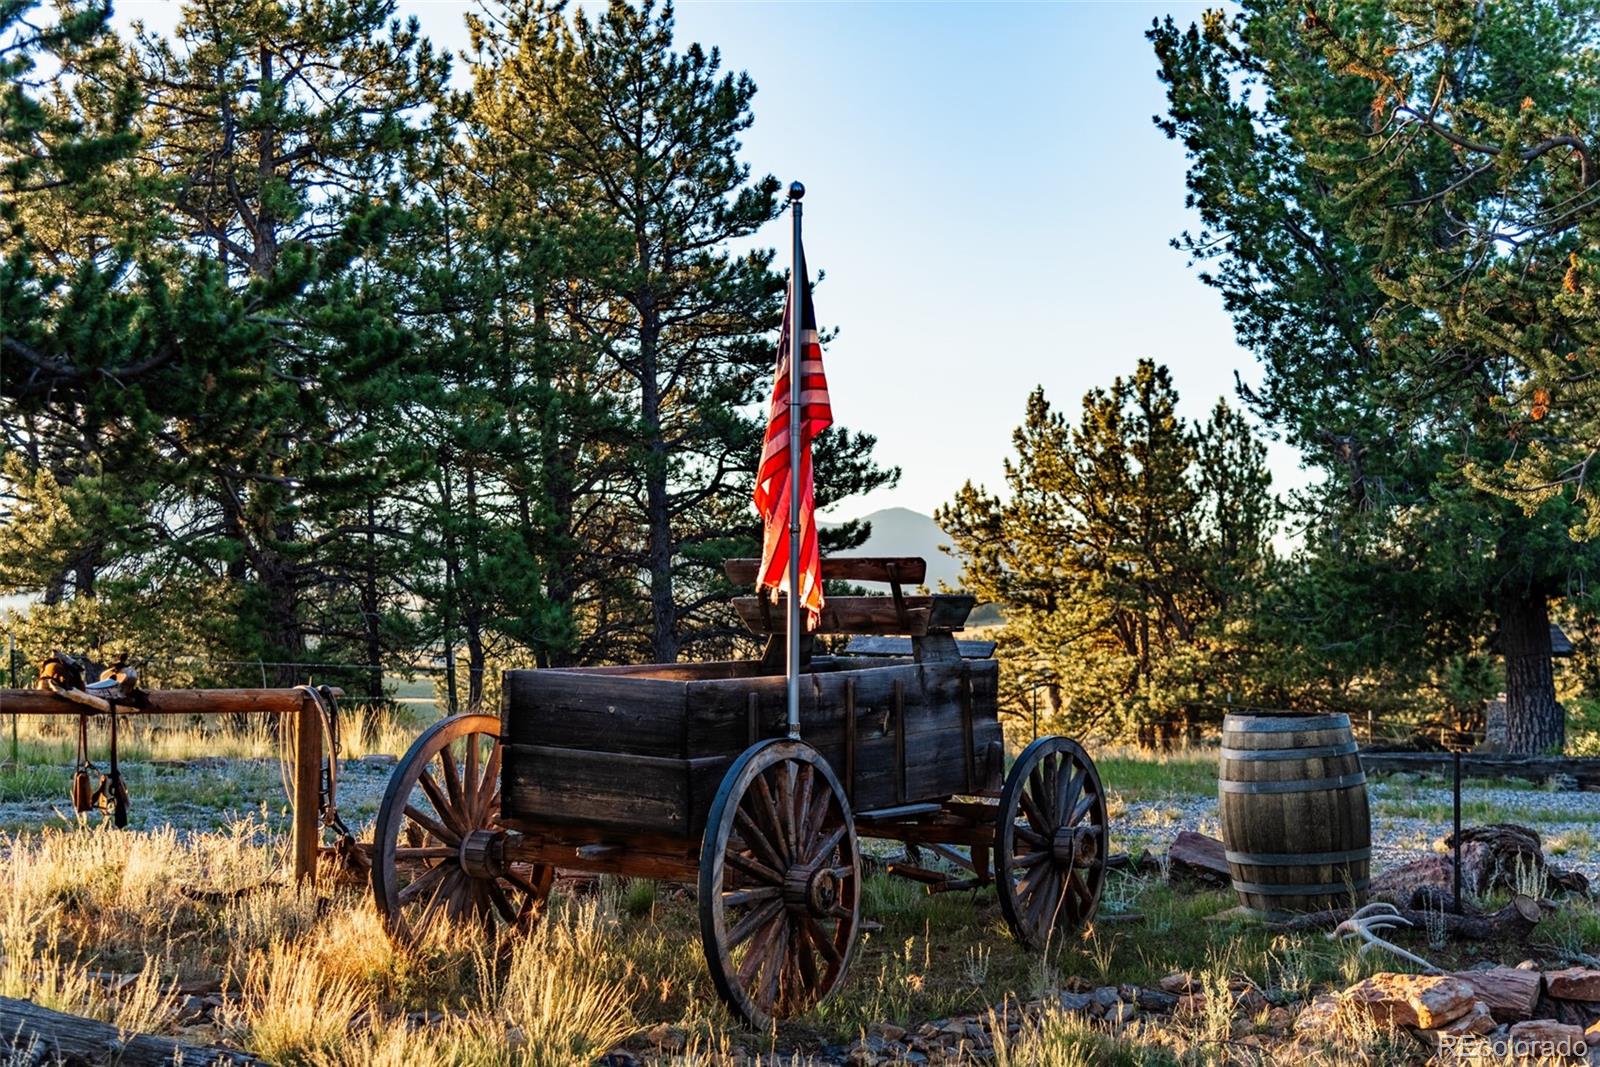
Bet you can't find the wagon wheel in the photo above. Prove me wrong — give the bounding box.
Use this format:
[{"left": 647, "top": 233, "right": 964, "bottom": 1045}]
[
  {"left": 995, "top": 736, "right": 1108, "bottom": 949},
  {"left": 699, "top": 739, "right": 861, "bottom": 1030},
  {"left": 372, "top": 713, "right": 554, "bottom": 947}
]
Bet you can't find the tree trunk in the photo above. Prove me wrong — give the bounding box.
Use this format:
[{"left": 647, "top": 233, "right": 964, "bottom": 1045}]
[
  {"left": 361, "top": 497, "right": 383, "bottom": 735},
  {"left": 638, "top": 304, "right": 677, "bottom": 664},
  {"left": 1500, "top": 591, "right": 1564, "bottom": 754}
]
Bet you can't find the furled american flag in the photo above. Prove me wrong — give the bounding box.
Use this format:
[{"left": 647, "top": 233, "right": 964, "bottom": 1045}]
[{"left": 753, "top": 243, "right": 832, "bottom": 628}]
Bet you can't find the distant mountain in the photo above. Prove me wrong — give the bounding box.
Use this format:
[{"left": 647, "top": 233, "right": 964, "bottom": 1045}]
[{"left": 824, "top": 507, "right": 964, "bottom": 591}]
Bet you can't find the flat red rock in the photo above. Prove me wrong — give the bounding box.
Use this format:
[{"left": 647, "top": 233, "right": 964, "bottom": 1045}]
[{"left": 1342, "top": 973, "right": 1476, "bottom": 1029}]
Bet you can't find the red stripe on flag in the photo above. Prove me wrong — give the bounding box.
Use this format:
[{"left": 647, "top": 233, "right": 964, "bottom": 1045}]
[{"left": 753, "top": 298, "right": 832, "bottom": 628}]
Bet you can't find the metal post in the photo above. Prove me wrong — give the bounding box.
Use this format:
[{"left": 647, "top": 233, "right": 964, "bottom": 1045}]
[
  {"left": 1452, "top": 749, "right": 1462, "bottom": 914},
  {"left": 785, "top": 181, "right": 805, "bottom": 740}
]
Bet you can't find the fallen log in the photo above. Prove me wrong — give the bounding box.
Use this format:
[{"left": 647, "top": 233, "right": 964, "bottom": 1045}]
[
  {"left": 0, "top": 995, "right": 262, "bottom": 1066},
  {"left": 1451, "top": 967, "right": 1543, "bottom": 1023}
]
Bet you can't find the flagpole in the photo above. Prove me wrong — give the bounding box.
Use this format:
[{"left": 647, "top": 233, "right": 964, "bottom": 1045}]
[{"left": 786, "top": 180, "right": 805, "bottom": 740}]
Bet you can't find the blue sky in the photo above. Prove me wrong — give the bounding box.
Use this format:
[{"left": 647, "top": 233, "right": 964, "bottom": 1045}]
[{"left": 112, "top": 0, "right": 1303, "bottom": 521}]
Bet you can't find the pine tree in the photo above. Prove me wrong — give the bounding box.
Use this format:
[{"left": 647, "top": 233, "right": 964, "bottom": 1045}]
[
  {"left": 468, "top": 0, "right": 894, "bottom": 663},
  {"left": 1151, "top": 0, "right": 1600, "bottom": 752},
  {"left": 938, "top": 361, "right": 1275, "bottom": 739}
]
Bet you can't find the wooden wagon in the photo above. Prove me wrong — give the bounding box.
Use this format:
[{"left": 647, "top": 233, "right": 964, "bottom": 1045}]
[{"left": 370, "top": 558, "right": 1110, "bottom": 1028}]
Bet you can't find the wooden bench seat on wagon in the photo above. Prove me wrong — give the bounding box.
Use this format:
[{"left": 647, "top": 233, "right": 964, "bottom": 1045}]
[{"left": 721, "top": 556, "right": 979, "bottom": 664}]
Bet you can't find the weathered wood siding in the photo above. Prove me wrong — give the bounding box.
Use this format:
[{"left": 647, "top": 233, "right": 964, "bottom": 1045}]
[{"left": 500, "top": 658, "right": 1001, "bottom": 838}]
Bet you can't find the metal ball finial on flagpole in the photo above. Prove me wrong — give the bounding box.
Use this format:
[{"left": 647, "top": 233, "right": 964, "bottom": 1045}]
[{"left": 786, "top": 180, "right": 804, "bottom": 740}]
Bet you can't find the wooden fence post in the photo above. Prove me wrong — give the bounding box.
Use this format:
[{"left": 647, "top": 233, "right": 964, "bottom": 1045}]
[{"left": 292, "top": 696, "right": 320, "bottom": 884}]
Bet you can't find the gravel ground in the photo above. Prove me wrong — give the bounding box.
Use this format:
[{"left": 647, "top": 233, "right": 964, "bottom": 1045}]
[
  {"left": 1116, "top": 776, "right": 1600, "bottom": 883},
  {"left": 3, "top": 759, "right": 1596, "bottom": 884}
]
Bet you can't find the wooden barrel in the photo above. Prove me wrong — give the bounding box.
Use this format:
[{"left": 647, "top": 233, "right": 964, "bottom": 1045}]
[{"left": 1218, "top": 712, "right": 1371, "bottom": 913}]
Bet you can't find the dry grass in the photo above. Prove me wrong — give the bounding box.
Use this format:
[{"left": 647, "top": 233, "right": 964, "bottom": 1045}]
[{"left": 1, "top": 734, "right": 1596, "bottom": 1065}]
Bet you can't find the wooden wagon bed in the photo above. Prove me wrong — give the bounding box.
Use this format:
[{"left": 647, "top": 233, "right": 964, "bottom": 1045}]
[{"left": 501, "top": 655, "right": 1004, "bottom": 839}]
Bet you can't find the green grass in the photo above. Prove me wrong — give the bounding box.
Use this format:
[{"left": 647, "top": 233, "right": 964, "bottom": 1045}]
[{"left": 1093, "top": 746, "right": 1219, "bottom": 800}]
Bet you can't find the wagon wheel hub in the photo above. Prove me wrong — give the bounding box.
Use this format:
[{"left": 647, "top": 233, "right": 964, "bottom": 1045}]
[
  {"left": 784, "top": 862, "right": 841, "bottom": 917},
  {"left": 459, "top": 828, "right": 505, "bottom": 880},
  {"left": 1052, "top": 824, "right": 1099, "bottom": 868}
]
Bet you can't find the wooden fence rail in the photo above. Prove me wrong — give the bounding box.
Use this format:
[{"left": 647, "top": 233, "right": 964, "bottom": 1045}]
[
  {"left": 1358, "top": 749, "right": 1600, "bottom": 789},
  {"left": 0, "top": 686, "right": 329, "bottom": 882}
]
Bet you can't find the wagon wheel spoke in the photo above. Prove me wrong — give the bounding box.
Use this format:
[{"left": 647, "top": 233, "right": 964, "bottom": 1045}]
[
  {"left": 463, "top": 733, "right": 480, "bottom": 816},
  {"left": 394, "top": 846, "right": 458, "bottom": 862},
  {"left": 397, "top": 860, "right": 452, "bottom": 905},
  {"left": 735, "top": 808, "right": 787, "bottom": 874},
  {"left": 416, "top": 771, "right": 463, "bottom": 835},
  {"left": 474, "top": 742, "right": 501, "bottom": 825},
  {"left": 1018, "top": 787, "right": 1051, "bottom": 836},
  {"left": 804, "top": 915, "right": 842, "bottom": 967},
  {"left": 775, "top": 762, "right": 797, "bottom": 859},
  {"left": 725, "top": 847, "right": 785, "bottom": 886},
  {"left": 403, "top": 803, "right": 460, "bottom": 847},
  {"left": 727, "top": 896, "right": 785, "bottom": 948},
  {"left": 805, "top": 823, "right": 848, "bottom": 867},
  {"left": 722, "top": 886, "right": 782, "bottom": 908},
  {"left": 438, "top": 743, "right": 465, "bottom": 814},
  {"left": 751, "top": 774, "right": 789, "bottom": 864}
]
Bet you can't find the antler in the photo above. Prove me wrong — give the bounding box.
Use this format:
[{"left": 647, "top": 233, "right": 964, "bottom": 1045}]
[{"left": 1328, "top": 903, "right": 1443, "bottom": 974}]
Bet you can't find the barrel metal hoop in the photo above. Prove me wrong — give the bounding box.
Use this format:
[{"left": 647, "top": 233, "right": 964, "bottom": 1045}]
[
  {"left": 1220, "top": 742, "right": 1358, "bottom": 762},
  {"left": 1231, "top": 878, "right": 1370, "bottom": 897},
  {"left": 1225, "top": 847, "right": 1371, "bottom": 866},
  {"left": 1223, "top": 714, "right": 1350, "bottom": 734},
  {"left": 1218, "top": 772, "right": 1367, "bottom": 794}
]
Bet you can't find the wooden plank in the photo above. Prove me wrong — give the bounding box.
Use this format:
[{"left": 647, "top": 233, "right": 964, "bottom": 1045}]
[
  {"left": 502, "top": 744, "right": 730, "bottom": 836},
  {"left": 732, "top": 595, "right": 976, "bottom": 637},
  {"left": 502, "top": 669, "right": 689, "bottom": 757},
  {"left": 0, "top": 687, "right": 323, "bottom": 715},
  {"left": 856, "top": 802, "right": 943, "bottom": 821},
  {"left": 723, "top": 556, "right": 928, "bottom": 587}
]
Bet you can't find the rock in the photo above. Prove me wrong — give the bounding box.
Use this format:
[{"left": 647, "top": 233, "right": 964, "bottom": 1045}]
[
  {"left": 359, "top": 753, "right": 398, "bottom": 768},
  {"left": 1264, "top": 1006, "right": 1294, "bottom": 1035},
  {"left": 1176, "top": 994, "right": 1207, "bottom": 1017},
  {"left": 1418, "top": 1000, "right": 1496, "bottom": 1042},
  {"left": 1517, "top": 959, "right": 1540, "bottom": 971},
  {"left": 1135, "top": 988, "right": 1179, "bottom": 1013},
  {"left": 846, "top": 1039, "right": 878, "bottom": 1066},
  {"left": 173, "top": 995, "right": 210, "bottom": 1024},
  {"left": 1371, "top": 854, "right": 1457, "bottom": 901},
  {"left": 1342, "top": 973, "right": 1477, "bottom": 1029},
  {"left": 596, "top": 1051, "right": 637, "bottom": 1067},
  {"left": 1090, "top": 986, "right": 1121, "bottom": 1011},
  {"left": 1167, "top": 830, "right": 1231, "bottom": 886},
  {"left": 868, "top": 1022, "right": 905, "bottom": 1043},
  {"left": 1451, "top": 967, "right": 1542, "bottom": 1022},
  {"left": 645, "top": 1024, "right": 685, "bottom": 1053},
  {"left": 1293, "top": 994, "right": 1342, "bottom": 1036},
  {"left": 1547, "top": 969, "right": 1600, "bottom": 1002},
  {"left": 1236, "top": 988, "right": 1269, "bottom": 1015},
  {"left": 1058, "top": 992, "right": 1093, "bottom": 1013},
  {"left": 1106, "top": 1001, "right": 1136, "bottom": 1028},
  {"left": 1508, "top": 1020, "right": 1587, "bottom": 1060},
  {"left": 1159, "top": 972, "right": 1194, "bottom": 995}
]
